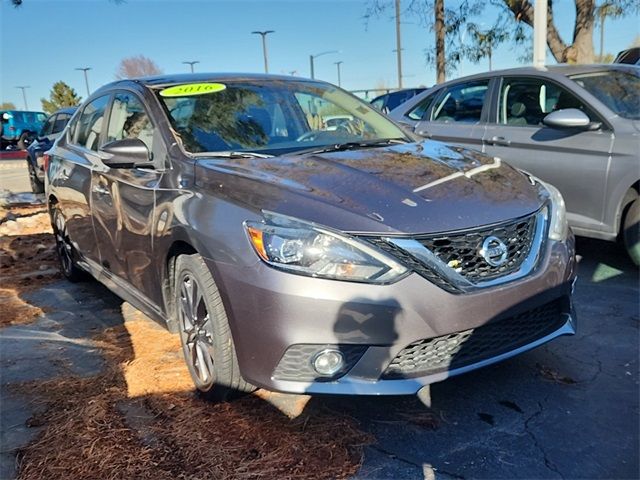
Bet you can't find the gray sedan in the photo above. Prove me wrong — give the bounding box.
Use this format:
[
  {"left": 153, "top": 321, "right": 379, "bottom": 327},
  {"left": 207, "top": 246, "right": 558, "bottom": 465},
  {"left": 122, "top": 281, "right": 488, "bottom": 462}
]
[{"left": 390, "top": 65, "right": 640, "bottom": 265}]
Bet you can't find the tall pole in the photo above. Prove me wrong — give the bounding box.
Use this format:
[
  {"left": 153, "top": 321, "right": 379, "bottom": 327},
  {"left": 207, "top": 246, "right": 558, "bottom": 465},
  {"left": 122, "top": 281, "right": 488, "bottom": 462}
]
[
  {"left": 395, "top": 0, "right": 403, "bottom": 89},
  {"left": 182, "top": 61, "right": 200, "bottom": 73},
  {"left": 252, "top": 30, "right": 274, "bottom": 73},
  {"left": 309, "top": 50, "right": 339, "bottom": 79},
  {"left": 75, "top": 67, "right": 91, "bottom": 97},
  {"left": 334, "top": 61, "right": 343, "bottom": 87},
  {"left": 16, "top": 86, "right": 29, "bottom": 110},
  {"left": 533, "top": 0, "right": 548, "bottom": 67},
  {"left": 599, "top": 10, "right": 605, "bottom": 60}
]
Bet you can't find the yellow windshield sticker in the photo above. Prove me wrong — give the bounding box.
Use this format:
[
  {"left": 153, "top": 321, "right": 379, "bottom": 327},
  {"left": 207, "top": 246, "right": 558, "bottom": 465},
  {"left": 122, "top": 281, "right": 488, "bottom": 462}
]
[{"left": 159, "top": 83, "right": 226, "bottom": 97}]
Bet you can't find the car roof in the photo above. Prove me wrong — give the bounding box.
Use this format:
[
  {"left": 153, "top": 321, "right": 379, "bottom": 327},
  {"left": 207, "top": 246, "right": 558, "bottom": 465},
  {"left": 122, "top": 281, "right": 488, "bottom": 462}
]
[
  {"left": 433, "top": 63, "right": 638, "bottom": 86},
  {"left": 95, "top": 72, "right": 318, "bottom": 93},
  {"left": 53, "top": 107, "right": 77, "bottom": 115}
]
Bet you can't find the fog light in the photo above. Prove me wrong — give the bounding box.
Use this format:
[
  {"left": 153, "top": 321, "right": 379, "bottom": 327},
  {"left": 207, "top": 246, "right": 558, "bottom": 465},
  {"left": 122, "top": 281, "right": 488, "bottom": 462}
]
[{"left": 312, "top": 349, "right": 344, "bottom": 376}]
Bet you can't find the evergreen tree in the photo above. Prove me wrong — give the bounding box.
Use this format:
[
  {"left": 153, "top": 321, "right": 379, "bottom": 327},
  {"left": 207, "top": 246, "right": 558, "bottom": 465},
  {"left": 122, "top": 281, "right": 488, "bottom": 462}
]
[{"left": 41, "top": 82, "right": 82, "bottom": 114}]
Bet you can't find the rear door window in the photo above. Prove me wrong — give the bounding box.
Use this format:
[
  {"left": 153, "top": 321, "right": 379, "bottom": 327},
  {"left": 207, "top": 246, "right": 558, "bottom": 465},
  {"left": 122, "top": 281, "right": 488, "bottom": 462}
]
[
  {"left": 430, "top": 81, "right": 489, "bottom": 123},
  {"left": 41, "top": 115, "right": 56, "bottom": 136},
  {"left": 74, "top": 95, "right": 111, "bottom": 151}
]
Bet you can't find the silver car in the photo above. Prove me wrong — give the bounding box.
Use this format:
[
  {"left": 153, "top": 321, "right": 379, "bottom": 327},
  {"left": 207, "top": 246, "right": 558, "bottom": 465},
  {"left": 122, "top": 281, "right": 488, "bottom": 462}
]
[{"left": 390, "top": 65, "right": 640, "bottom": 265}]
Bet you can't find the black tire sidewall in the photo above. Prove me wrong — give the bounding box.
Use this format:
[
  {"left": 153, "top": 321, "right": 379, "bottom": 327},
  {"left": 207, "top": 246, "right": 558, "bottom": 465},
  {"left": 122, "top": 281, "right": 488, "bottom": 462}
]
[
  {"left": 623, "top": 198, "right": 640, "bottom": 267},
  {"left": 174, "top": 254, "right": 240, "bottom": 399}
]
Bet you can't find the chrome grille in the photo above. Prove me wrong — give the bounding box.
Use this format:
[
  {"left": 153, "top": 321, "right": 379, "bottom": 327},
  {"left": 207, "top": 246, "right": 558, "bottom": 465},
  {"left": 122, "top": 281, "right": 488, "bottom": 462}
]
[{"left": 416, "top": 214, "right": 537, "bottom": 282}]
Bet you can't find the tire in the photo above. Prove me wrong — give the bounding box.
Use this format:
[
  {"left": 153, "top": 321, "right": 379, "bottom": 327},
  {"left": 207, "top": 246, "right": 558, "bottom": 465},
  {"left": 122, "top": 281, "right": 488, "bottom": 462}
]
[
  {"left": 174, "top": 253, "right": 254, "bottom": 401},
  {"left": 27, "top": 160, "right": 44, "bottom": 194},
  {"left": 17, "top": 131, "right": 33, "bottom": 150},
  {"left": 623, "top": 198, "right": 640, "bottom": 267},
  {"left": 52, "top": 207, "right": 86, "bottom": 282}
]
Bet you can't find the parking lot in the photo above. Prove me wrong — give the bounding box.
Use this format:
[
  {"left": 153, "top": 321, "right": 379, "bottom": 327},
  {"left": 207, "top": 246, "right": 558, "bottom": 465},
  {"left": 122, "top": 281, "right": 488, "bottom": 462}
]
[{"left": 1, "top": 158, "right": 638, "bottom": 479}]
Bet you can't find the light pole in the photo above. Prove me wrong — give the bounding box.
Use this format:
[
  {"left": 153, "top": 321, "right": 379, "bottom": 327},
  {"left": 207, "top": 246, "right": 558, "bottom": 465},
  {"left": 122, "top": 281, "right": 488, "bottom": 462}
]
[
  {"left": 309, "top": 50, "right": 339, "bottom": 79},
  {"left": 533, "top": 0, "right": 547, "bottom": 67},
  {"left": 15, "top": 86, "right": 29, "bottom": 110},
  {"left": 334, "top": 61, "right": 343, "bottom": 87},
  {"left": 75, "top": 67, "right": 91, "bottom": 97},
  {"left": 182, "top": 61, "right": 200, "bottom": 73},
  {"left": 395, "top": 0, "right": 403, "bottom": 88},
  {"left": 251, "top": 30, "right": 275, "bottom": 73}
]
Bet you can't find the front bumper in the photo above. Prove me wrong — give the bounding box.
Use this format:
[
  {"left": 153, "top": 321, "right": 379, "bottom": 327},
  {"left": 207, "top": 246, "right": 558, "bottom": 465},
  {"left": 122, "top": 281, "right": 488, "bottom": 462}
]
[{"left": 208, "top": 237, "right": 576, "bottom": 395}]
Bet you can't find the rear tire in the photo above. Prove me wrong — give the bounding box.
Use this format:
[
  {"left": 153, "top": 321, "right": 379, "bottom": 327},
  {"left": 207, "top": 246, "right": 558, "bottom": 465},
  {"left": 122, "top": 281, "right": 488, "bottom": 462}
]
[
  {"left": 28, "top": 160, "right": 44, "bottom": 194},
  {"left": 52, "top": 207, "right": 86, "bottom": 282},
  {"left": 623, "top": 198, "right": 640, "bottom": 267},
  {"left": 174, "top": 253, "right": 254, "bottom": 402}
]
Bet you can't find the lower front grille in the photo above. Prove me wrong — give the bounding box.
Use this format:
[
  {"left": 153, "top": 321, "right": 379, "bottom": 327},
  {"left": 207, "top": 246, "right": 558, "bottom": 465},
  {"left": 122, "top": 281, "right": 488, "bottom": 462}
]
[
  {"left": 383, "top": 299, "right": 566, "bottom": 379},
  {"left": 272, "top": 344, "right": 367, "bottom": 382}
]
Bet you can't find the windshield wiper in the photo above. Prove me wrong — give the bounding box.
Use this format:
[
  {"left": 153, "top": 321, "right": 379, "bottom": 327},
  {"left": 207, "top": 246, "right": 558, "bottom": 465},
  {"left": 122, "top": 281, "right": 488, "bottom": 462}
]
[
  {"left": 192, "top": 151, "right": 274, "bottom": 159},
  {"left": 291, "top": 138, "right": 409, "bottom": 156}
]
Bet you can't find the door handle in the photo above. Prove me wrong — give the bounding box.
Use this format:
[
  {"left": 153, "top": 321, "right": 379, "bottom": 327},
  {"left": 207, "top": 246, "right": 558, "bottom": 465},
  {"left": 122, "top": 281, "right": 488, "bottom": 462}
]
[
  {"left": 487, "top": 136, "right": 511, "bottom": 146},
  {"left": 92, "top": 184, "right": 110, "bottom": 196},
  {"left": 416, "top": 130, "right": 432, "bottom": 138}
]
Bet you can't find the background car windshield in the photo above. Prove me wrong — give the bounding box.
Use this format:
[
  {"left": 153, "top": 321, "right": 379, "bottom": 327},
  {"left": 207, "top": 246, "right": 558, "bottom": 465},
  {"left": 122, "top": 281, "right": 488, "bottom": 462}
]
[
  {"left": 158, "top": 80, "right": 407, "bottom": 155},
  {"left": 570, "top": 70, "right": 640, "bottom": 120}
]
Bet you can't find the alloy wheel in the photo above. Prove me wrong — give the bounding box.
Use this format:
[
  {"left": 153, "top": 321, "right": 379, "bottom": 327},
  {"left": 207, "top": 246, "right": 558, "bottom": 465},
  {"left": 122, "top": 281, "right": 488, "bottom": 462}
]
[
  {"left": 54, "top": 211, "right": 73, "bottom": 275},
  {"left": 179, "top": 274, "right": 216, "bottom": 388}
]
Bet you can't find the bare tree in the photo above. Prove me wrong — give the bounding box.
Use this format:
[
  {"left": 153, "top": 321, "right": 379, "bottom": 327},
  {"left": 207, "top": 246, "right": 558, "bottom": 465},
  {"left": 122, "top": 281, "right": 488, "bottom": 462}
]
[{"left": 115, "top": 55, "right": 163, "bottom": 79}]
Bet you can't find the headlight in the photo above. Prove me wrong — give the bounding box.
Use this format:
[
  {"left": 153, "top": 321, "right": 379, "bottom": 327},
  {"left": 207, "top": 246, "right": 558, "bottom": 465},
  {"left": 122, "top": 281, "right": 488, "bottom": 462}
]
[
  {"left": 244, "top": 212, "right": 408, "bottom": 283},
  {"left": 539, "top": 180, "right": 568, "bottom": 241}
]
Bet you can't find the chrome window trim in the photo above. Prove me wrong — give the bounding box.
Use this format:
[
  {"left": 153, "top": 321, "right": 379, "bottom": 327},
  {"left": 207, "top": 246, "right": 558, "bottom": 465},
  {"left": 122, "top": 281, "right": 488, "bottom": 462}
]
[{"left": 385, "top": 207, "right": 549, "bottom": 293}]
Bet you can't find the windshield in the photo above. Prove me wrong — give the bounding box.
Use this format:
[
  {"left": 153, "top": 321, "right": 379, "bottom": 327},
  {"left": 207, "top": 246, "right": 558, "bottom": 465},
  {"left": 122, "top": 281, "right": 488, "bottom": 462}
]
[
  {"left": 157, "top": 80, "right": 408, "bottom": 155},
  {"left": 570, "top": 70, "right": 640, "bottom": 120}
]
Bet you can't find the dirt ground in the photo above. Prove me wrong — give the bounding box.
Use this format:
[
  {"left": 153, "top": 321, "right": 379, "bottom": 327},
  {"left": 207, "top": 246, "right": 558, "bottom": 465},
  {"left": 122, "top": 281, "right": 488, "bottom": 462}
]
[{"left": 1, "top": 207, "right": 371, "bottom": 480}]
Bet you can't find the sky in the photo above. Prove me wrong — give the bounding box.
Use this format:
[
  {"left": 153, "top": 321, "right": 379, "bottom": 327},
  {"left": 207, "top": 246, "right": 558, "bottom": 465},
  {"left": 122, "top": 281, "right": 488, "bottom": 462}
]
[{"left": 1, "top": 0, "right": 638, "bottom": 110}]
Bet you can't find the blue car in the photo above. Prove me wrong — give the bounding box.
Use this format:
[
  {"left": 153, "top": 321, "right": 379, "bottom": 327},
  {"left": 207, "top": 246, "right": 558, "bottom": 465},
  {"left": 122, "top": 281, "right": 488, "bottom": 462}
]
[
  {"left": 25, "top": 107, "right": 76, "bottom": 193},
  {"left": 1, "top": 110, "right": 47, "bottom": 150}
]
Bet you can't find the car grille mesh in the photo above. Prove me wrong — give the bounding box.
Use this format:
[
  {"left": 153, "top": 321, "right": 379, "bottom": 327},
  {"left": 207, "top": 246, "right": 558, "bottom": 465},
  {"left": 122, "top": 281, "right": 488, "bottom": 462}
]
[
  {"left": 382, "top": 299, "right": 564, "bottom": 379},
  {"left": 272, "top": 344, "right": 367, "bottom": 382},
  {"left": 416, "top": 214, "right": 537, "bottom": 282}
]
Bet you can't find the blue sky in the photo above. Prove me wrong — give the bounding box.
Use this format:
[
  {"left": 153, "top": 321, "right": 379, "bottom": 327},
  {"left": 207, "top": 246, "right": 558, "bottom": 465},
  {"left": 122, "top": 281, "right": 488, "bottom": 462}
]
[{"left": 1, "top": 0, "right": 638, "bottom": 110}]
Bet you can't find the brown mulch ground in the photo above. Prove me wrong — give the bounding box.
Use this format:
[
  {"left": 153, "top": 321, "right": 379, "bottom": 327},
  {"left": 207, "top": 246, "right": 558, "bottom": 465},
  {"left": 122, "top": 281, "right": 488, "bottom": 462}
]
[
  {"left": 4, "top": 205, "right": 373, "bottom": 480},
  {"left": 0, "top": 207, "right": 59, "bottom": 328}
]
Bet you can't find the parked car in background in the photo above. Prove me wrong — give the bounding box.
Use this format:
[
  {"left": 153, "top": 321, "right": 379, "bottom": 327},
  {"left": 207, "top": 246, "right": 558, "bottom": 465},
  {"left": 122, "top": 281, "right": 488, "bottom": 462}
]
[
  {"left": 46, "top": 74, "right": 576, "bottom": 401},
  {"left": 614, "top": 47, "right": 640, "bottom": 65},
  {"left": 0, "top": 110, "right": 47, "bottom": 150},
  {"left": 26, "top": 107, "right": 76, "bottom": 193},
  {"left": 370, "top": 88, "right": 427, "bottom": 114},
  {"left": 390, "top": 65, "right": 640, "bottom": 265}
]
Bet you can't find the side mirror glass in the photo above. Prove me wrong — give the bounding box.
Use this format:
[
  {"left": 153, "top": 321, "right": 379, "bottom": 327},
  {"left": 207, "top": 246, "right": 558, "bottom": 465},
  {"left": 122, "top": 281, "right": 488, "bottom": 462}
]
[
  {"left": 99, "top": 138, "right": 152, "bottom": 168},
  {"left": 542, "top": 108, "right": 600, "bottom": 130}
]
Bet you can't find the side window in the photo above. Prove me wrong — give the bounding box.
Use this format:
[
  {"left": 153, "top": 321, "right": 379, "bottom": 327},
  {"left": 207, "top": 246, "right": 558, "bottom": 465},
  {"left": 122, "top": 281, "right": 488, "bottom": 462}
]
[
  {"left": 41, "top": 115, "right": 56, "bottom": 136},
  {"left": 52, "top": 113, "right": 71, "bottom": 134},
  {"left": 430, "top": 81, "right": 489, "bottom": 124},
  {"left": 499, "top": 77, "right": 595, "bottom": 126},
  {"left": 106, "top": 92, "right": 155, "bottom": 150},
  {"left": 75, "top": 95, "right": 110, "bottom": 151},
  {"left": 407, "top": 92, "right": 438, "bottom": 121}
]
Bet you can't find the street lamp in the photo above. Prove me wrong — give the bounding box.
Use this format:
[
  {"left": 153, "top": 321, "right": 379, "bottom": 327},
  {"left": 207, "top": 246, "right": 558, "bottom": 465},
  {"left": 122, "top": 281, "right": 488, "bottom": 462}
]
[
  {"left": 182, "top": 61, "right": 200, "bottom": 73},
  {"left": 251, "top": 30, "right": 275, "bottom": 73},
  {"left": 309, "top": 50, "right": 339, "bottom": 79},
  {"left": 334, "top": 61, "right": 343, "bottom": 87},
  {"left": 15, "top": 86, "right": 30, "bottom": 110},
  {"left": 75, "top": 67, "right": 91, "bottom": 97}
]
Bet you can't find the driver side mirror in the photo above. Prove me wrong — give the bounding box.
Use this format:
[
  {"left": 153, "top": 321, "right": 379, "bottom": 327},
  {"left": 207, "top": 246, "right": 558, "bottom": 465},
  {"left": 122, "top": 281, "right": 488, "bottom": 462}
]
[
  {"left": 542, "top": 108, "right": 601, "bottom": 131},
  {"left": 99, "top": 138, "right": 153, "bottom": 169}
]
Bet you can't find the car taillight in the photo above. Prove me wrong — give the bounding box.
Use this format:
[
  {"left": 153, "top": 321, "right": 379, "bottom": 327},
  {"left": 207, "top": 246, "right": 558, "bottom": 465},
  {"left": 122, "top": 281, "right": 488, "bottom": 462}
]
[{"left": 43, "top": 154, "right": 51, "bottom": 171}]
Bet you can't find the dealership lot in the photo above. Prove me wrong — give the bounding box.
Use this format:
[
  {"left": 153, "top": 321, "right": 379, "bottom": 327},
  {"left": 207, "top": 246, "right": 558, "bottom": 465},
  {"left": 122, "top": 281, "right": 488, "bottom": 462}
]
[{"left": 1, "top": 159, "right": 638, "bottom": 479}]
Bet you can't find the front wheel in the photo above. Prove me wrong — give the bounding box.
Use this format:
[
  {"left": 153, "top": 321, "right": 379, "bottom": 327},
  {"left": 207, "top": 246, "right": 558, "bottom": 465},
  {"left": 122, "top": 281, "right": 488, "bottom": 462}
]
[
  {"left": 623, "top": 198, "right": 640, "bottom": 267},
  {"left": 174, "top": 253, "right": 254, "bottom": 401}
]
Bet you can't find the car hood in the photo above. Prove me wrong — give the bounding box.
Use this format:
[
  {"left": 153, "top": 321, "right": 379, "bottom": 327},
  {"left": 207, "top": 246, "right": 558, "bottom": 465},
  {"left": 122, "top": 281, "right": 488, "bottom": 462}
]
[{"left": 195, "top": 141, "right": 545, "bottom": 235}]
